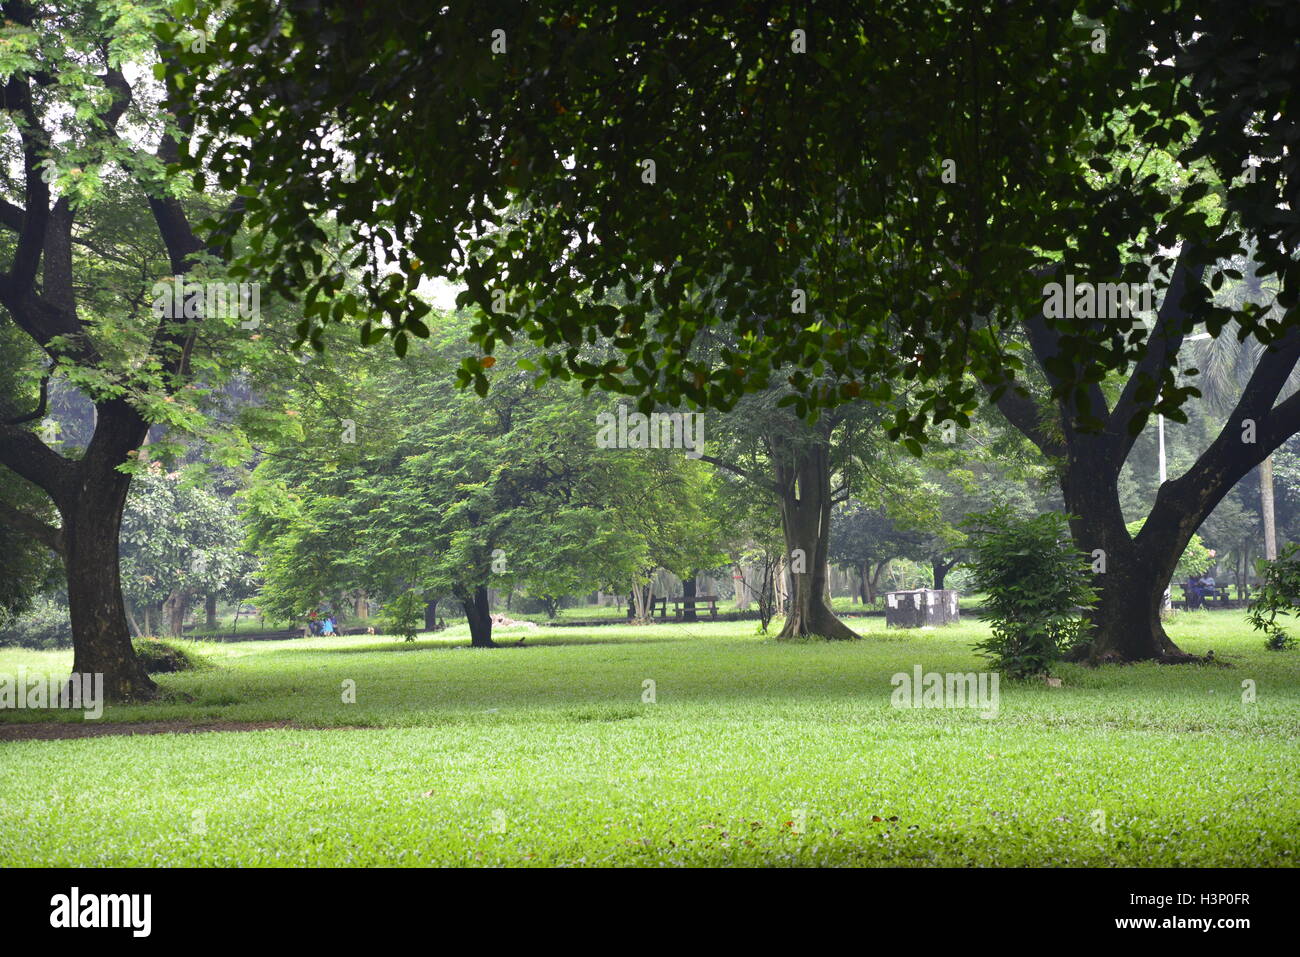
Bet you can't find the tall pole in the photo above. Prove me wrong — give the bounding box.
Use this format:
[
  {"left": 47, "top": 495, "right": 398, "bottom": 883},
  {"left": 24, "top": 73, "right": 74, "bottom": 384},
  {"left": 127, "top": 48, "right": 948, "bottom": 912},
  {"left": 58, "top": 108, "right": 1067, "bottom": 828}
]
[
  {"left": 1156, "top": 332, "right": 1208, "bottom": 612},
  {"left": 1158, "top": 412, "right": 1172, "bottom": 610}
]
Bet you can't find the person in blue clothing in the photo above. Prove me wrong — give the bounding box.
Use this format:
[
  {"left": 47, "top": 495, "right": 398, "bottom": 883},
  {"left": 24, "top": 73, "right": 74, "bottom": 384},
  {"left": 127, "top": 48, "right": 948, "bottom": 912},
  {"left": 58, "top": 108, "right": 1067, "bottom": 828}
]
[{"left": 321, "top": 616, "right": 335, "bottom": 636}]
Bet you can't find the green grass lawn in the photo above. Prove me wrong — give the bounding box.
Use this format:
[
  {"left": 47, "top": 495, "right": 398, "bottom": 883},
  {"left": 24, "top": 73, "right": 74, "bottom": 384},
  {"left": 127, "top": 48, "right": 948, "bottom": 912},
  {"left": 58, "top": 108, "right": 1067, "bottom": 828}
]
[{"left": 1, "top": 611, "right": 1297, "bottom": 866}]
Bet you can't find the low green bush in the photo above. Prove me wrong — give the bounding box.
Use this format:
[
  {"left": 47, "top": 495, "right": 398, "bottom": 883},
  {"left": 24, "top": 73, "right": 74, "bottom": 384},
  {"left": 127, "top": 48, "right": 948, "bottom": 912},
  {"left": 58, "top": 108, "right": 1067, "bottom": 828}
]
[
  {"left": 131, "top": 638, "right": 213, "bottom": 674},
  {"left": 0, "top": 595, "right": 73, "bottom": 649},
  {"left": 962, "top": 506, "right": 1097, "bottom": 678}
]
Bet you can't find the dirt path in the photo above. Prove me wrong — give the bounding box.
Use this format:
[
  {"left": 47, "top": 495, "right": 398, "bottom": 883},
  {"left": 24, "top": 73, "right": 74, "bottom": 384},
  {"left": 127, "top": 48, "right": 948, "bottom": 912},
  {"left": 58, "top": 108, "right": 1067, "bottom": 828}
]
[{"left": 0, "top": 719, "right": 297, "bottom": 742}]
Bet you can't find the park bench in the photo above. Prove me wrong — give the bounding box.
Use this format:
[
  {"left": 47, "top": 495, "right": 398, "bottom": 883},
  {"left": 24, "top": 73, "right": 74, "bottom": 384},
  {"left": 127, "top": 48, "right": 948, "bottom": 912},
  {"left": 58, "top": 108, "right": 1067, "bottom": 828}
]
[
  {"left": 643, "top": 595, "right": 719, "bottom": 620},
  {"left": 1173, "top": 586, "right": 1247, "bottom": 611},
  {"left": 663, "top": 595, "right": 720, "bottom": 619}
]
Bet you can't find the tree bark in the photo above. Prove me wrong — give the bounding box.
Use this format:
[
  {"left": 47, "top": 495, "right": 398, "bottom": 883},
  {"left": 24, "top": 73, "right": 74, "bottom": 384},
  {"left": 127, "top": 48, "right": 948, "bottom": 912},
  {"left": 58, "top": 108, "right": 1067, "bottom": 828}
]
[
  {"left": 1261, "top": 454, "right": 1278, "bottom": 560},
  {"left": 681, "top": 569, "right": 698, "bottom": 621},
  {"left": 629, "top": 580, "right": 653, "bottom": 621},
  {"left": 423, "top": 599, "right": 439, "bottom": 632},
  {"left": 162, "top": 588, "right": 191, "bottom": 637},
  {"left": 773, "top": 438, "right": 858, "bottom": 640},
  {"left": 61, "top": 462, "right": 156, "bottom": 699},
  {"left": 463, "top": 585, "right": 496, "bottom": 647},
  {"left": 205, "top": 593, "right": 218, "bottom": 630}
]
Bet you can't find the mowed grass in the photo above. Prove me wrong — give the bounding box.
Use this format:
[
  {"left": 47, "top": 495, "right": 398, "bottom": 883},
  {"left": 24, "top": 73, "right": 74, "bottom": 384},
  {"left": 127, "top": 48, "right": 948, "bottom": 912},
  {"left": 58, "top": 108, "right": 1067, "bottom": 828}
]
[{"left": 1, "top": 612, "right": 1297, "bottom": 866}]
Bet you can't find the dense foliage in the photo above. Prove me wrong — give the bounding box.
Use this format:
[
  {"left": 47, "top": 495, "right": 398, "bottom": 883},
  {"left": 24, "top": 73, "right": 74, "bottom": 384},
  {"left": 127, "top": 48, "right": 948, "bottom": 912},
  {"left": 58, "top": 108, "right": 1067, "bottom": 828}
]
[
  {"left": 1246, "top": 544, "right": 1300, "bottom": 651},
  {"left": 963, "top": 507, "right": 1098, "bottom": 677}
]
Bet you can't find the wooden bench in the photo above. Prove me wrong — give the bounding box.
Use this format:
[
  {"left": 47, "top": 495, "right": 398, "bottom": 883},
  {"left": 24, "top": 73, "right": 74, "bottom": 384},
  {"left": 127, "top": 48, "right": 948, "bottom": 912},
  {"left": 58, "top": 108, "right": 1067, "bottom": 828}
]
[{"left": 663, "top": 595, "right": 720, "bottom": 619}]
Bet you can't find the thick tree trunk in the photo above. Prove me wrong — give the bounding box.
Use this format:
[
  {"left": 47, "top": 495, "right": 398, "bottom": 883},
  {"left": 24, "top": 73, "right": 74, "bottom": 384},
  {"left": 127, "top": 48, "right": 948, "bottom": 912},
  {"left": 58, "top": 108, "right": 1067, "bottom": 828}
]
[
  {"left": 463, "top": 585, "right": 496, "bottom": 647},
  {"left": 681, "top": 570, "right": 698, "bottom": 621},
  {"left": 773, "top": 440, "right": 858, "bottom": 640},
  {"left": 205, "top": 594, "right": 218, "bottom": 630},
  {"left": 354, "top": 590, "right": 369, "bottom": 619},
  {"left": 1064, "top": 469, "right": 1186, "bottom": 662},
  {"left": 62, "top": 471, "right": 156, "bottom": 700},
  {"left": 988, "top": 273, "right": 1300, "bottom": 664},
  {"left": 423, "top": 599, "right": 439, "bottom": 632}
]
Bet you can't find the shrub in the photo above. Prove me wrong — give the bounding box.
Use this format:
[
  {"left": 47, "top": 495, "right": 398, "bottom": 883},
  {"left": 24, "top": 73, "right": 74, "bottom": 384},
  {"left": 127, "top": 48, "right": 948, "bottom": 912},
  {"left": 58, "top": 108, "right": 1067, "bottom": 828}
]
[
  {"left": 0, "top": 595, "right": 73, "bottom": 649},
  {"left": 1247, "top": 544, "right": 1300, "bottom": 651},
  {"left": 131, "top": 638, "right": 211, "bottom": 674},
  {"left": 382, "top": 590, "right": 425, "bottom": 642},
  {"left": 961, "top": 506, "right": 1098, "bottom": 678}
]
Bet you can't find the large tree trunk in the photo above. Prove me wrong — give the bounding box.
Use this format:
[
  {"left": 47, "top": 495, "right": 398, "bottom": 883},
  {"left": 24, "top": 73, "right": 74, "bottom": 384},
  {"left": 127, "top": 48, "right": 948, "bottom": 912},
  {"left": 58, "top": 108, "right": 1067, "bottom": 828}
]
[
  {"left": 61, "top": 464, "right": 156, "bottom": 700},
  {"left": 773, "top": 438, "right": 858, "bottom": 640},
  {"left": 204, "top": 594, "right": 218, "bottom": 630},
  {"left": 1063, "top": 460, "right": 1186, "bottom": 661},
  {"left": 463, "top": 585, "right": 496, "bottom": 647},
  {"left": 423, "top": 599, "right": 439, "bottom": 632}
]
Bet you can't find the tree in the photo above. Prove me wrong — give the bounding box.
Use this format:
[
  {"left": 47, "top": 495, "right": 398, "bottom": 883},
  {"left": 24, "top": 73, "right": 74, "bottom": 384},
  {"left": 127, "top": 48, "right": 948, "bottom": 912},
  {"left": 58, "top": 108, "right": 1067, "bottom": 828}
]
[
  {"left": 830, "top": 504, "right": 926, "bottom": 605},
  {"left": 243, "top": 318, "right": 691, "bottom": 646},
  {"left": 118, "top": 465, "right": 253, "bottom": 636},
  {"left": 177, "top": 3, "right": 1300, "bottom": 661},
  {"left": 699, "top": 387, "right": 886, "bottom": 639},
  {"left": 0, "top": 1, "right": 258, "bottom": 698},
  {"left": 985, "top": 254, "right": 1300, "bottom": 663}
]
